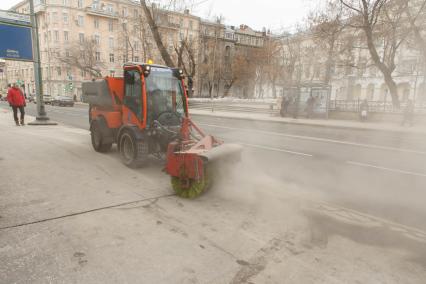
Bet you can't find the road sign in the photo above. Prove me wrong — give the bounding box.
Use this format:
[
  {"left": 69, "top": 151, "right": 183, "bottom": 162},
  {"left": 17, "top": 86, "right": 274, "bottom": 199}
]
[
  {"left": 0, "top": 10, "right": 33, "bottom": 61},
  {"left": 0, "top": 10, "right": 31, "bottom": 26},
  {"left": 0, "top": 23, "right": 33, "bottom": 61}
]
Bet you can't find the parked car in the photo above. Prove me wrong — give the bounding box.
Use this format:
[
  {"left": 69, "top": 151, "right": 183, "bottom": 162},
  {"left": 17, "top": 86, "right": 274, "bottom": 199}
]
[
  {"left": 51, "top": 95, "right": 74, "bottom": 107},
  {"left": 33, "top": 94, "right": 53, "bottom": 104}
]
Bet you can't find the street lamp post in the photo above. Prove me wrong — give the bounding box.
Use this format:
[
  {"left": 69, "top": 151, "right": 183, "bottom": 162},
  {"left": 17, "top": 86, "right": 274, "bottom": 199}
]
[{"left": 28, "top": 0, "right": 56, "bottom": 125}]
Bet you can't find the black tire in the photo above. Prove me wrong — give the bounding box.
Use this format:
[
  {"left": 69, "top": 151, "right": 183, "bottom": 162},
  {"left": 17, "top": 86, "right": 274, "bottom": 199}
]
[
  {"left": 91, "top": 120, "right": 112, "bottom": 153},
  {"left": 88, "top": 105, "right": 92, "bottom": 124},
  {"left": 118, "top": 130, "right": 148, "bottom": 168}
]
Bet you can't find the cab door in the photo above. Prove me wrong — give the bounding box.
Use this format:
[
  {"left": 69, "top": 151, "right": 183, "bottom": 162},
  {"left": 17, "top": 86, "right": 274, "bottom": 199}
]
[{"left": 123, "top": 69, "right": 145, "bottom": 127}]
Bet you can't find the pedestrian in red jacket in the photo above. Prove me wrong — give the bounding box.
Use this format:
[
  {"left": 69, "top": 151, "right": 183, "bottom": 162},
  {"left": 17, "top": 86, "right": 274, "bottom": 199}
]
[{"left": 7, "top": 83, "right": 26, "bottom": 126}]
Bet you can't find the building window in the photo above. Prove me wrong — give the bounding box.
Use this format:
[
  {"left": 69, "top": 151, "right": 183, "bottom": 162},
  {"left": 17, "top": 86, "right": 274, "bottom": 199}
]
[
  {"left": 109, "top": 53, "right": 114, "bottom": 63},
  {"left": 52, "top": 12, "right": 58, "bottom": 22},
  {"left": 109, "top": 37, "right": 114, "bottom": 49},
  {"left": 189, "top": 20, "right": 193, "bottom": 30},
  {"left": 77, "top": 15, "right": 84, "bottom": 27},
  {"left": 134, "top": 9, "right": 138, "bottom": 18},
  {"left": 77, "top": 0, "right": 83, "bottom": 8},
  {"left": 108, "top": 20, "right": 114, "bottom": 32},
  {"left": 134, "top": 56, "right": 139, "bottom": 62},
  {"left": 54, "top": 30, "right": 59, "bottom": 42},
  {"left": 122, "top": 8, "right": 127, "bottom": 17},
  {"left": 95, "top": 52, "right": 101, "bottom": 61},
  {"left": 64, "top": 31, "right": 69, "bottom": 41},
  {"left": 106, "top": 4, "right": 113, "bottom": 13},
  {"left": 94, "top": 35, "right": 100, "bottom": 45},
  {"left": 63, "top": 0, "right": 68, "bottom": 6},
  {"left": 57, "top": 67, "right": 61, "bottom": 76},
  {"left": 63, "top": 13, "right": 68, "bottom": 24},
  {"left": 94, "top": 19, "right": 99, "bottom": 29},
  {"left": 79, "top": 33, "right": 84, "bottom": 43},
  {"left": 110, "top": 70, "right": 115, "bottom": 77}
]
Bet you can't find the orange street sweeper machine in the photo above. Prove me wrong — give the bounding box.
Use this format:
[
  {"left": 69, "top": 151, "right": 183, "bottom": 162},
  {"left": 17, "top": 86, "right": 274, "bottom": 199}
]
[{"left": 82, "top": 63, "right": 242, "bottom": 198}]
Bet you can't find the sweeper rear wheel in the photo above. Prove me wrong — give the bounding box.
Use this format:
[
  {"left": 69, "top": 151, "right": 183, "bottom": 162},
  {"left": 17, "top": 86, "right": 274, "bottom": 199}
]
[{"left": 171, "top": 169, "right": 211, "bottom": 199}]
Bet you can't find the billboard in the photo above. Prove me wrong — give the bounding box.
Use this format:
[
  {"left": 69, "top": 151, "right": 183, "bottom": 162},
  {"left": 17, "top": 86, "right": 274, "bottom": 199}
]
[
  {"left": 0, "top": 10, "right": 33, "bottom": 61},
  {"left": 0, "top": 23, "right": 33, "bottom": 61}
]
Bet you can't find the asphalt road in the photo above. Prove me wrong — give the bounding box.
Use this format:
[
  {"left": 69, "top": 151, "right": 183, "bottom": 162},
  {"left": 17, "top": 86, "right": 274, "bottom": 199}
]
[{"left": 2, "top": 101, "right": 426, "bottom": 231}]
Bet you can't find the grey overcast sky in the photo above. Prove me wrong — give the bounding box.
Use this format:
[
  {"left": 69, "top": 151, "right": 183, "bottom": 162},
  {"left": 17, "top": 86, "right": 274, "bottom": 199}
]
[{"left": 0, "top": 0, "right": 323, "bottom": 32}]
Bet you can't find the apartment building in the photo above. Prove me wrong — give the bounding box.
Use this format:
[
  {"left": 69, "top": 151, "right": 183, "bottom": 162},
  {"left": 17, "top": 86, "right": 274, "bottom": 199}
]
[
  {"left": 4, "top": 0, "right": 269, "bottom": 100},
  {"left": 281, "top": 17, "right": 426, "bottom": 106},
  {"left": 5, "top": 0, "right": 203, "bottom": 99},
  {"left": 197, "top": 21, "right": 266, "bottom": 98}
]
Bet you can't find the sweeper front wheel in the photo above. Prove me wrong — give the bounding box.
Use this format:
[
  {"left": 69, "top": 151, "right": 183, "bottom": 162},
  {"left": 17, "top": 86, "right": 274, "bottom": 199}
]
[{"left": 171, "top": 169, "right": 211, "bottom": 199}]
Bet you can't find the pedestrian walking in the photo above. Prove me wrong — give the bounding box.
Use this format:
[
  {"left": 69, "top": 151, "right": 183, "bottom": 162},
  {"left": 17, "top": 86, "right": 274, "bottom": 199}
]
[
  {"left": 280, "top": 95, "right": 290, "bottom": 117},
  {"left": 401, "top": 100, "right": 415, "bottom": 127},
  {"left": 7, "top": 83, "right": 26, "bottom": 126},
  {"left": 359, "top": 99, "right": 369, "bottom": 122},
  {"left": 306, "top": 95, "right": 315, "bottom": 119}
]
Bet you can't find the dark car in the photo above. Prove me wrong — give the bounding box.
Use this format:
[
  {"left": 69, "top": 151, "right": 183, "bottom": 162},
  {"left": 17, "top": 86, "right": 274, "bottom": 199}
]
[
  {"left": 33, "top": 94, "right": 53, "bottom": 104},
  {"left": 51, "top": 96, "right": 74, "bottom": 107}
]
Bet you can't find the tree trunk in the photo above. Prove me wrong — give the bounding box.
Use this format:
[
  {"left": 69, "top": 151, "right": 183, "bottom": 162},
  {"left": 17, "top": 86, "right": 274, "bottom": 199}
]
[
  {"left": 272, "top": 81, "right": 277, "bottom": 99},
  {"left": 140, "top": 0, "right": 175, "bottom": 67},
  {"left": 222, "top": 80, "right": 234, "bottom": 98},
  {"left": 324, "top": 36, "right": 335, "bottom": 85},
  {"left": 363, "top": 26, "right": 400, "bottom": 108}
]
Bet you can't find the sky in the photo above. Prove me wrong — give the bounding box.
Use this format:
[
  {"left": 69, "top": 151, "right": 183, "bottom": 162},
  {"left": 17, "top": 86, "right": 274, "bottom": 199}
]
[{"left": 0, "top": 0, "right": 323, "bottom": 32}]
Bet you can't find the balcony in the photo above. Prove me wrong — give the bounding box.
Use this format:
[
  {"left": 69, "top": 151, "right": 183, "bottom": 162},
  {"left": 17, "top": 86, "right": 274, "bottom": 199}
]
[
  {"left": 157, "top": 21, "right": 181, "bottom": 30},
  {"left": 85, "top": 7, "right": 118, "bottom": 19},
  {"left": 34, "top": 4, "right": 46, "bottom": 14}
]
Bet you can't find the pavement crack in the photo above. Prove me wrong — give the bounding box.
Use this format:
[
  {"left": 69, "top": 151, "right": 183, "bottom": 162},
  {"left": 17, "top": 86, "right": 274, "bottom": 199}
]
[
  {"left": 230, "top": 238, "right": 284, "bottom": 284},
  {"left": 0, "top": 194, "right": 175, "bottom": 231}
]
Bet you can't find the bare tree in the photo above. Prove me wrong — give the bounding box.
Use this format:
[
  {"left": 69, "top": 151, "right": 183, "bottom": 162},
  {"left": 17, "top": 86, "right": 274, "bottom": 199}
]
[
  {"left": 340, "top": 0, "right": 408, "bottom": 108},
  {"left": 401, "top": 0, "right": 426, "bottom": 99},
  {"left": 58, "top": 39, "right": 104, "bottom": 78},
  {"left": 221, "top": 47, "right": 246, "bottom": 98},
  {"left": 174, "top": 38, "right": 197, "bottom": 78},
  {"left": 281, "top": 35, "right": 302, "bottom": 87},
  {"left": 309, "top": 0, "right": 346, "bottom": 85},
  {"left": 199, "top": 35, "right": 223, "bottom": 98},
  {"left": 262, "top": 36, "right": 285, "bottom": 98},
  {"left": 140, "top": 0, "right": 175, "bottom": 67},
  {"left": 222, "top": 47, "right": 259, "bottom": 98}
]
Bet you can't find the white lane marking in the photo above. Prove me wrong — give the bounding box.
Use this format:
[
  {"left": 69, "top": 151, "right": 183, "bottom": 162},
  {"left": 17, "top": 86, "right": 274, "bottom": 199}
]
[
  {"left": 347, "top": 161, "right": 426, "bottom": 178},
  {"left": 200, "top": 123, "right": 426, "bottom": 155},
  {"left": 241, "top": 143, "right": 313, "bottom": 157}
]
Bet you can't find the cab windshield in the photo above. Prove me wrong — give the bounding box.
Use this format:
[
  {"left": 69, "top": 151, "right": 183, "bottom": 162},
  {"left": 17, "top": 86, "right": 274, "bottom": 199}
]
[{"left": 145, "top": 67, "right": 186, "bottom": 125}]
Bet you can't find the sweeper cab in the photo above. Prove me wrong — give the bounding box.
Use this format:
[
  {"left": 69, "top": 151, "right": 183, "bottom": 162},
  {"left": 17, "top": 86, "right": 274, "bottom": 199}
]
[{"left": 82, "top": 62, "right": 241, "bottom": 198}]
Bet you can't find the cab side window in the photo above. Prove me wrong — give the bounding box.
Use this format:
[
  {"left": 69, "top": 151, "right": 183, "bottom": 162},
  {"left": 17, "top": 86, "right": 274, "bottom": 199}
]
[{"left": 124, "top": 70, "right": 143, "bottom": 121}]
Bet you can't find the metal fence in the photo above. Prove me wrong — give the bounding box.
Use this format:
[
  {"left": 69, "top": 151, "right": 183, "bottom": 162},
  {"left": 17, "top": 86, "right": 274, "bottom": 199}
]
[{"left": 330, "top": 100, "right": 426, "bottom": 114}]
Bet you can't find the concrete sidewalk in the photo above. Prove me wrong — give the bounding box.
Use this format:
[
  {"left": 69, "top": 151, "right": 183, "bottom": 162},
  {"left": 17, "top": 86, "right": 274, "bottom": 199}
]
[
  {"left": 190, "top": 109, "right": 426, "bottom": 134},
  {"left": 1, "top": 109, "right": 426, "bottom": 283}
]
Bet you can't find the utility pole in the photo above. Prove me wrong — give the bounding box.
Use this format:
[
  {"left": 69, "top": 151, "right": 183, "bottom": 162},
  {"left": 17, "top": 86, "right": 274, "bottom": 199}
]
[
  {"left": 28, "top": 0, "right": 56, "bottom": 125},
  {"left": 210, "top": 17, "right": 221, "bottom": 112}
]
